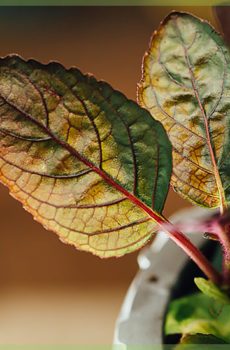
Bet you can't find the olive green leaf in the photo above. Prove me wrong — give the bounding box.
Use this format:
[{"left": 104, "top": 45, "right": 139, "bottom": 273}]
[
  {"left": 138, "top": 11, "right": 230, "bottom": 211},
  {"left": 0, "top": 55, "right": 172, "bottom": 258},
  {"left": 194, "top": 277, "right": 230, "bottom": 304}
]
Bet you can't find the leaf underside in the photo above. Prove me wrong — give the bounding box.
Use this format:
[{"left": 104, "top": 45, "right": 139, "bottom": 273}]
[
  {"left": 0, "top": 55, "right": 171, "bottom": 258},
  {"left": 138, "top": 11, "right": 230, "bottom": 210}
]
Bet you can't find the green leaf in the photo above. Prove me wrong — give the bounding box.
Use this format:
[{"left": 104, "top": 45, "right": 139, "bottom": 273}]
[
  {"left": 165, "top": 292, "right": 230, "bottom": 343},
  {"left": 0, "top": 55, "right": 172, "bottom": 258},
  {"left": 174, "top": 333, "right": 228, "bottom": 349},
  {"left": 177, "top": 333, "right": 228, "bottom": 345},
  {"left": 138, "top": 11, "right": 230, "bottom": 211},
  {"left": 194, "top": 277, "right": 230, "bottom": 304}
]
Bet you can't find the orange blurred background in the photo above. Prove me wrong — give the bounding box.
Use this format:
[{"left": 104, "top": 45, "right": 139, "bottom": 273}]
[{"left": 0, "top": 6, "right": 223, "bottom": 344}]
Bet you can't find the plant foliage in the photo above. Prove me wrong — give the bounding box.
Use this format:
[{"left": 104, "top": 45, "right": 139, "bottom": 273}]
[{"left": 0, "top": 56, "right": 172, "bottom": 257}]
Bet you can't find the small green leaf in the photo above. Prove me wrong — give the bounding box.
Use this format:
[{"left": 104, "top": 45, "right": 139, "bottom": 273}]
[
  {"left": 165, "top": 292, "right": 230, "bottom": 343},
  {"left": 0, "top": 55, "right": 172, "bottom": 258},
  {"left": 194, "top": 277, "right": 230, "bottom": 304},
  {"left": 179, "top": 333, "right": 228, "bottom": 344},
  {"left": 175, "top": 333, "right": 228, "bottom": 348}
]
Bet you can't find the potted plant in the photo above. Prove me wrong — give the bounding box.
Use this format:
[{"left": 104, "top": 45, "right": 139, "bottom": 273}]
[
  {"left": 116, "top": 10, "right": 230, "bottom": 346},
  {"left": 137, "top": 10, "right": 230, "bottom": 346},
  {"left": 0, "top": 9, "right": 230, "bottom": 346}
]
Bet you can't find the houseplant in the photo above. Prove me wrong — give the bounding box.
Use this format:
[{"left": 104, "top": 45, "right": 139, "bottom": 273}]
[
  {"left": 137, "top": 10, "right": 230, "bottom": 346},
  {"left": 0, "top": 9, "right": 230, "bottom": 346}
]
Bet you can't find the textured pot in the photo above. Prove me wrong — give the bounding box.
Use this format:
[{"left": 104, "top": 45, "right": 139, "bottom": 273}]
[{"left": 113, "top": 206, "right": 218, "bottom": 346}]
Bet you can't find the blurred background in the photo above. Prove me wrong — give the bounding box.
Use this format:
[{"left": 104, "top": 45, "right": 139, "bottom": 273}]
[{"left": 0, "top": 5, "right": 227, "bottom": 344}]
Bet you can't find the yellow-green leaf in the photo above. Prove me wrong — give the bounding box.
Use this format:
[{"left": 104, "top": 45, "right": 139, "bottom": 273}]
[
  {"left": 138, "top": 11, "right": 230, "bottom": 211},
  {"left": 165, "top": 292, "right": 230, "bottom": 343},
  {"left": 0, "top": 55, "right": 172, "bottom": 258},
  {"left": 176, "top": 333, "right": 228, "bottom": 346},
  {"left": 194, "top": 277, "right": 230, "bottom": 304}
]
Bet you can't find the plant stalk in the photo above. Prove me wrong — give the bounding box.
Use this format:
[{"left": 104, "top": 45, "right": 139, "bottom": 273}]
[
  {"left": 160, "top": 219, "right": 222, "bottom": 286},
  {"left": 214, "top": 222, "right": 230, "bottom": 285},
  {"left": 89, "top": 164, "right": 222, "bottom": 286}
]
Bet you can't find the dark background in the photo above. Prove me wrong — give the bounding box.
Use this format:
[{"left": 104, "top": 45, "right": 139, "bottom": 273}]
[{"left": 0, "top": 6, "right": 224, "bottom": 344}]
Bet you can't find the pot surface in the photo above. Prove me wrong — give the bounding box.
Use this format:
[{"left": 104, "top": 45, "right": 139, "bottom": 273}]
[{"left": 113, "top": 207, "right": 218, "bottom": 346}]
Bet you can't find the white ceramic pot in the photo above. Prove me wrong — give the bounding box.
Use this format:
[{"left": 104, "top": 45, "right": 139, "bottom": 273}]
[{"left": 113, "top": 206, "right": 218, "bottom": 347}]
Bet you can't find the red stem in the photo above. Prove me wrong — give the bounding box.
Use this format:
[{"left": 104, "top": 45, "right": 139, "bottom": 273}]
[
  {"left": 214, "top": 222, "right": 230, "bottom": 285},
  {"left": 159, "top": 219, "right": 222, "bottom": 286}
]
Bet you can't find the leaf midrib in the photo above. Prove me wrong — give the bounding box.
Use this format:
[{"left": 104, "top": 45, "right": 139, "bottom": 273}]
[
  {"left": 86, "top": 80, "right": 139, "bottom": 194},
  {"left": 174, "top": 16, "right": 227, "bottom": 213}
]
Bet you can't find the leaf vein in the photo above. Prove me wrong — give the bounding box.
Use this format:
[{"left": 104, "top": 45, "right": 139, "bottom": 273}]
[
  {"left": 88, "top": 82, "right": 138, "bottom": 194},
  {"left": 173, "top": 147, "right": 214, "bottom": 175},
  {"left": 0, "top": 154, "right": 92, "bottom": 179},
  {"left": 88, "top": 230, "right": 153, "bottom": 252},
  {"left": 0, "top": 127, "right": 52, "bottom": 142},
  {"left": 148, "top": 80, "right": 206, "bottom": 142},
  {"left": 52, "top": 72, "right": 103, "bottom": 169},
  {"left": 53, "top": 217, "right": 151, "bottom": 236},
  {"left": 173, "top": 171, "right": 218, "bottom": 198},
  {"left": 174, "top": 15, "right": 226, "bottom": 212}
]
